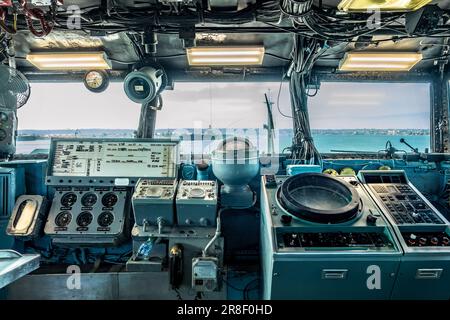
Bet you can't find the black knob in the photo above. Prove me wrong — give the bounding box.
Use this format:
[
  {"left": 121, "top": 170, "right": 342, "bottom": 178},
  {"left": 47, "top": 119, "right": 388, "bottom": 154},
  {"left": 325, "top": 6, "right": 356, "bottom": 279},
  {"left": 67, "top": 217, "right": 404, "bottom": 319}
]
[
  {"left": 366, "top": 214, "right": 378, "bottom": 225},
  {"left": 281, "top": 214, "right": 292, "bottom": 225},
  {"left": 431, "top": 237, "right": 439, "bottom": 246},
  {"left": 419, "top": 237, "right": 427, "bottom": 246}
]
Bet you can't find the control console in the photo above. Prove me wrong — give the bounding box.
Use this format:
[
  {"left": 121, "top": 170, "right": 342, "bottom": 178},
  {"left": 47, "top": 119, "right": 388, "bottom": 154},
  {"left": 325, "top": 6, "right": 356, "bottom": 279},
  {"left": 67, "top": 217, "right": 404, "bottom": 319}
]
[
  {"left": 365, "top": 176, "right": 444, "bottom": 225},
  {"left": 44, "top": 138, "right": 180, "bottom": 246},
  {"left": 176, "top": 180, "right": 218, "bottom": 227},
  {"left": 261, "top": 174, "right": 402, "bottom": 299},
  {"left": 132, "top": 178, "right": 178, "bottom": 227},
  {"left": 359, "top": 170, "right": 450, "bottom": 299}
]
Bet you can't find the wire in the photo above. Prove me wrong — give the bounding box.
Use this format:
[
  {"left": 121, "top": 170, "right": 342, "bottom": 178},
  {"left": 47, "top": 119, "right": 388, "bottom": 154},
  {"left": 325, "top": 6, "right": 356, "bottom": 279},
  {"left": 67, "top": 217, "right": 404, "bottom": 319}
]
[
  {"left": 222, "top": 278, "right": 246, "bottom": 292},
  {"left": 265, "top": 52, "right": 292, "bottom": 62},
  {"left": 203, "top": 210, "right": 221, "bottom": 257},
  {"left": 19, "top": 0, "right": 53, "bottom": 37},
  {"left": 222, "top": 277, "right": 260, "bottom": 300},
  {"left": 174, "top": 288, "right": 183, "bottom": 300},
  {"left": 243, "top": 278, "right": 259, "bottom": 300},
  {"left": 276, "top": 68, "right": 292, "bottom": 118},
  {"left": 288, "top": 35, "right": 322, "bottom": 165}
]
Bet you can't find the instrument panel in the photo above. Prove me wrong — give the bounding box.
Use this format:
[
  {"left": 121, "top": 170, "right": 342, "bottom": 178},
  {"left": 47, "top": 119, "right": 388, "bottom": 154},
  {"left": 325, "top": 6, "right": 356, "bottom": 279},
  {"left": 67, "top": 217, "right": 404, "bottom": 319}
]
[
  {"left": 176, "top": 180, "right": 218, "bottom": 227},
  {"left": 358, "top": 170, "right": 450, "bottom": 299},
  {"left": 44, "top": 186, "right": 130, "bottom": 246},
  {"left": 46, "top": 138, "right": 179, "bottom": 186},
  {"left": 369, "top": 182, "right": 444, "bottom": 225},
  {"left": 132, "top": 178, "right": 178, "bottom": 226},
  {"left": 282, "top": 232, "right": 394, "bottom": 249}
]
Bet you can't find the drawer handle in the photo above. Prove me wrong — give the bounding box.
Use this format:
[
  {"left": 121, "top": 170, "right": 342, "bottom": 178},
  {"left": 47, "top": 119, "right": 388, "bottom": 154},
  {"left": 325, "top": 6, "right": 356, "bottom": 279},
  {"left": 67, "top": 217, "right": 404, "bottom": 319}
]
[
  {"left": 322, "top": 269, "right": 348, "bottom": 280},
  {"left": 415, "top": 269, "right": 443, "bottom": 279}
]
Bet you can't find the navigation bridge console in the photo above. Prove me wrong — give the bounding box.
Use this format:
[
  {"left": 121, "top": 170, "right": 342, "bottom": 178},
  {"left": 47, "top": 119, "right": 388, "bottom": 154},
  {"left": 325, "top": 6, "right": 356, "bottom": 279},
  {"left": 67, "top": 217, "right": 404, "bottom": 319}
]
[
  {"left": 261, "top": 170, "right": 450, "bottom": 300},
  {"left": 43, "top": 138, "right": 179, "bottom": 246},
  {"left": 261, "top": 173, "right": 402, "bottom": 300}
]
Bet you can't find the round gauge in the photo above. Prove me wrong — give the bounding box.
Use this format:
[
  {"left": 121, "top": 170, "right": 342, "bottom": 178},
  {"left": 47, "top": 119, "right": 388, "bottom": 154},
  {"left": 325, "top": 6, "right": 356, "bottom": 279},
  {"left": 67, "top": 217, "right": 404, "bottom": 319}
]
[
  {"left": 0, "top": 129, "right": 7, "bottom": 141},
  {"left": 0, "top": 112, "right": 8, "bottom": 124},
  {"left": 81, "top": 193, "right": 97, "bottom": 207},
  {"left": 189, "top": 188, "right": 206, "bottom": 199},
  {"left": 98, "top": 211, "right": 114, "bottom": 227},
  {"left": 61, "top": 192, "right": 77, "bottom": 207},
  {"left": 102, "top": 192, "right": 118, "bottom": 207},
  {"left": 76, "top": 211, "right": 93, "bottom": 227},
  {"left": 55, "top": 211, "right": 72, "bottom": 227},
  {"left": 83, "top": 70, "right": 109, "bottom": 93},
  {"left": 146, "top": 186, "right": 163, "bottom": 198}
]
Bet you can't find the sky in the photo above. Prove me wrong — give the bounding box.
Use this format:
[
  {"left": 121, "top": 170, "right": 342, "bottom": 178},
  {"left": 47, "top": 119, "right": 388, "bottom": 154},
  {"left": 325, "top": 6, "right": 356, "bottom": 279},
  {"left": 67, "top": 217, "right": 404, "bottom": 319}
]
[{"left": 17, "top": 81, "right": 431, "bottom": 130}]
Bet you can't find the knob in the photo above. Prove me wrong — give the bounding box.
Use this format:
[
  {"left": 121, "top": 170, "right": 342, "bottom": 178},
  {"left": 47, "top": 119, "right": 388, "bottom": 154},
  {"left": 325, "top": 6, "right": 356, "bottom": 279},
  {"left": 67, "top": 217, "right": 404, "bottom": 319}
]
[
  {"left": 419, "top": 237, "right": 427, "bottom": 246},
  {"left": 280, "top": 214, "right": 292, "bottom": 225},
  {"left": 199, "top": 217, "right": 210, "bottom": 227},
  {"left": 431, "top": 237, "right": 439, "bottom": 246},
  {"left": 185, "top": 219, "right": 192, "bottom": 225},
  {"left": 366, "top": 214, "right": 378, "bottom": 225},
  {"left": 443, "top": 237, "right": 450, "bottom": 246},
  {"left": 408, "top": 233, "right": 417, "bottom": 246}
]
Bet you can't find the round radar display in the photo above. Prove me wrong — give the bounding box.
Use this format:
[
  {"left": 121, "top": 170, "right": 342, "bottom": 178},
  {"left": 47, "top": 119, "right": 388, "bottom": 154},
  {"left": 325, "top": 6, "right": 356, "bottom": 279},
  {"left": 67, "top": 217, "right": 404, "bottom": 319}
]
[{"left": 278, "top": 173, "right": 360, "bottom": 224}]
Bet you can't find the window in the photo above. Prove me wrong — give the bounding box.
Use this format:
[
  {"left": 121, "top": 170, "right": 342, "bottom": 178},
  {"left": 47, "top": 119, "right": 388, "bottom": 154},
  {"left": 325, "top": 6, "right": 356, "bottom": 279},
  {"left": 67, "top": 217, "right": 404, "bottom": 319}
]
[
  {"left": 17, "top": 82, "right": 141, "bottom": 154},
  {"left": 156, "top": 82, "right": 292, "bottom": 156},
  {"left": 276, "top": 81, "right": 431, "bottom": 153},
  {"left": 15, "top": 81, "right": 431, "bottom": 156}
]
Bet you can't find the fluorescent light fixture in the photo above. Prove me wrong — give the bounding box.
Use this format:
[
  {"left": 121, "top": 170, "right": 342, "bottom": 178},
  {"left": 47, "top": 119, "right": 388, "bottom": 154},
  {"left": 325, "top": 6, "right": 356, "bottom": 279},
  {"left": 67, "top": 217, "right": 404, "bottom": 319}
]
[
  {"left": 187, "top": 47, "right": 265, "bottom": 66},
  {"left": 26, "top": 52, "right": 111, "bottom": 71},
  {"left": 339, "top": 52, "right": 423, "bottom": 71},
  {"left": 338, "top": 0, "right": 432, "bottom": 12}
]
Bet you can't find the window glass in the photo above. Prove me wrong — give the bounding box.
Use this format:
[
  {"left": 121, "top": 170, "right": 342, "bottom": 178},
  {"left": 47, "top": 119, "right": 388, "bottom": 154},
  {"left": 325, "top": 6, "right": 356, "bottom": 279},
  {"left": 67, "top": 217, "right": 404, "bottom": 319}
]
[
  {"left": 276, "top": 82, "right": 431, "bottom": 153},
  {"left": 17, "top": 83, "right": 140, "bottom": 154}
]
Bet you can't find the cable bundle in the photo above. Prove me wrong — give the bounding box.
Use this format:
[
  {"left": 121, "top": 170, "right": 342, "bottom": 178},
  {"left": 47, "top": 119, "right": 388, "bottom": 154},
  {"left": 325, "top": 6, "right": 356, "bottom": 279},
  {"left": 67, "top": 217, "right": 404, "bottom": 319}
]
[
  {"left": 20, "top": 0, "right": 53, "bottom": 37},
  {"left": 256, "top": 0, "right": 282, "bottom": 23},
  {"left": 279, "top": 0, "right": 403, "bottom": 41},
  {"left": 280, "top": 0, "right": 313, "bottom": 19},
  {"left": 0, "top": 8, "right": 16, "bottom": 34},
  {"left": 288, "top": 35, "right": 322, "bottom": 165}
]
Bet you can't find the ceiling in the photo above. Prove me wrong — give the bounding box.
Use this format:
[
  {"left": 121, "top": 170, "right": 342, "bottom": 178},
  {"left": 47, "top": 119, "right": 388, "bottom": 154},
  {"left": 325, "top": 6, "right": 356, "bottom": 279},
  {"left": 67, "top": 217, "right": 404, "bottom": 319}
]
[{"left": 3, "top": 0, "right": 450, "bottom": 81}]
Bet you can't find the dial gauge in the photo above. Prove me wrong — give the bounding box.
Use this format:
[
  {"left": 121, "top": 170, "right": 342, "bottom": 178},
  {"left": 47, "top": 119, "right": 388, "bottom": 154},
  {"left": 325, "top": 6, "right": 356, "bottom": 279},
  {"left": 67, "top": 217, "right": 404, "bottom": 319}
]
[{"left": 83, "top": 70, "right": 109, "bottom": 93}]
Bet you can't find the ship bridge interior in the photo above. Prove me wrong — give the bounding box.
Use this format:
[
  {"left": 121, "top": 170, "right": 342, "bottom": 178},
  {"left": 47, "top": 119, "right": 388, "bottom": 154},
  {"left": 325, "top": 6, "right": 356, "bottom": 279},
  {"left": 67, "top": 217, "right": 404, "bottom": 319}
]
[{"left": 1, "top": 0, "right": 450, "bottom": 301}]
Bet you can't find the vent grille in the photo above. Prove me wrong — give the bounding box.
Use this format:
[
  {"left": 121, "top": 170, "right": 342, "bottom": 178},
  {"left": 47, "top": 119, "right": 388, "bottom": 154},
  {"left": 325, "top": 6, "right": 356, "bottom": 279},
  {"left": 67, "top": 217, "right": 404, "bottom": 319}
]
[{"left": 0, "top": 175, "right": 10, "bottom": 217}]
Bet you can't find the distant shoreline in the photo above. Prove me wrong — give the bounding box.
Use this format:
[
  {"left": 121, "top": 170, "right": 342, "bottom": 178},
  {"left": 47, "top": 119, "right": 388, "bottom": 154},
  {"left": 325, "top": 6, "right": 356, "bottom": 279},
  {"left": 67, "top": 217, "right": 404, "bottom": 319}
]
[{"left": 18, "top": 128, "right": 430, "bottom": 140}]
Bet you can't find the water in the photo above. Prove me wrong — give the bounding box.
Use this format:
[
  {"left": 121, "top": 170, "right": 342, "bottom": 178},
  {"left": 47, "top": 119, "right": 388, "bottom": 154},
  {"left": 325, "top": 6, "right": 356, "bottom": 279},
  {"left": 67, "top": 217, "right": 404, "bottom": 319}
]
[
  {"left": 15, "top": 134, "right": 431, "bottom": 155},
  {"left": 310, "top": 134, "right": 430, "bottom": 153}
]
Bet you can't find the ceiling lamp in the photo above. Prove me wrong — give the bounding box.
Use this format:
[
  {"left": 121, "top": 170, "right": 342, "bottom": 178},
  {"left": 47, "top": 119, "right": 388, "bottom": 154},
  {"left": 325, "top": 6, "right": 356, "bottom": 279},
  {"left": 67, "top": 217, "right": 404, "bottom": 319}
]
[
  {"left": 339, "top": 52, "right": 423, "bottom": 71},
  {"left": 26, "top": 52, "right": 111, "bottom": 71},
  {"left": 186, "top": 46, "right": 265, "bottom": 66},
  {"left": 338, "top": 0, "right": 433, "bottom": 12}
]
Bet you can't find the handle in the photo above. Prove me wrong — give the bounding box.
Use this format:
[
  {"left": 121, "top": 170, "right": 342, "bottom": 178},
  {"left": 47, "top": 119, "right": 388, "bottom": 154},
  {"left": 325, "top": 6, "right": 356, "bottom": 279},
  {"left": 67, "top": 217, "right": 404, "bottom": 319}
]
[
  {"left": 0, "top": 250, "right": 23, "bottom": 260},
  {"left": 322, "top": 269, "right": 348, "bottom": 280},
  {"left": 415, "top": 269, "right": 443, "bottom": 280}
]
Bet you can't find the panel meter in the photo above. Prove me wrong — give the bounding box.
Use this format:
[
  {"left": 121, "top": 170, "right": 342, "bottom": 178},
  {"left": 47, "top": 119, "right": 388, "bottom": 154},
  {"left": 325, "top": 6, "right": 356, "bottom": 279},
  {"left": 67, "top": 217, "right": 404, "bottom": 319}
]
[{"left": 192, "top": 257, "right": 219, "bottom": 292}]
